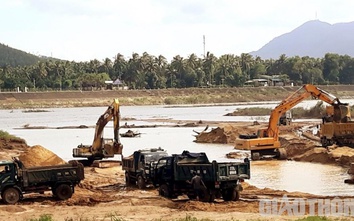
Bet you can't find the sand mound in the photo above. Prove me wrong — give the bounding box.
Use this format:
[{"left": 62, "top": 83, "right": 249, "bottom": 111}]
[
  {"left": 329, "top": 147, "right": 354, "bottom": 166},
  {"left": 281, "top": 138, "right": 314, "bottom": 158},
  {"left": 194, "top": 125, "right": 239, "bottom": 144},
  {"left": 19, "top": 145, "right": 67, "bottom": 167},
  {"left": 292, "top": 147, "right": 335, "bottom": 164}
]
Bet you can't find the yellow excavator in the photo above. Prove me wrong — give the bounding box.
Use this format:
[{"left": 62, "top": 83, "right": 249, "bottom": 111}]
[
  {"left": 235, "top": 84, "right": 349, "bottom": 160},
  {"left": 72, "top": 99, "right": 123, "bottom": 165}
]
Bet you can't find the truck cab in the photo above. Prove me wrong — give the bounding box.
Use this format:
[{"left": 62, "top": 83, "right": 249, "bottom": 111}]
[{"left": 0, "top": 161, "right": 18, "bottom": 191}]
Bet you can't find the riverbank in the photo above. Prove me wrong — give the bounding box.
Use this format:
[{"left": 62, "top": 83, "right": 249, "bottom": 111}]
[
  {"left": 0, "top": 138, "right": 351, "bottom": 221},
  {"left": 2, "top": 85, "right": 354, "bottom": 109}
]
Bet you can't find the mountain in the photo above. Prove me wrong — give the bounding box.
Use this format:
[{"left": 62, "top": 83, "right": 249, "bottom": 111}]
[
  {"left": 250, "top": 20, "right": 354, "bottom": 59},
  {"left": 0, "top": 43, "right": 41, "bottom": 67}
]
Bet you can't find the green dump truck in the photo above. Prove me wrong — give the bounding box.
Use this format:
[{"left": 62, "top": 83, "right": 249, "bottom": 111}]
[
  {"left": 0, "top": 158, "right": 84, "bottom": 204},
  {"left": 152, "top": 151, "right": 250, "bottom": 202},
  {"left": 122, "top": 147, "right": 168, "bottom": 189}
]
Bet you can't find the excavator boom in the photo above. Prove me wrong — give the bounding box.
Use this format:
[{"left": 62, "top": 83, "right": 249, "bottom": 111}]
[
  {"left": 235, "top": 84, "right": 347, "bottom": 160},
  {"left": 267, "top": 84, "right": 344, "bottom": 140},
  {"left": 73, "top": 99, "right": 123, "bottom": 164}
]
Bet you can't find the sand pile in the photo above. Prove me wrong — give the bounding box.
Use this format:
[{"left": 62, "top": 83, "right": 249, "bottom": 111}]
[
  {"left": 194, "top": 127, "right": 228, "bottom": 143},
  {"left": 329, "top": 147, "right": 354, "bottom": 166},
  {"left": 281, "top": 138, "right": 314, "bottom": 158},
  {"left": 194, "top": 125, "right": 239, "bottom": 144},
  {"left": 289, "top": 145, "right": 354, "bottom": 166},
  {"left": 292, "top": 147, "right": 335, "bottom": 164},
  {"left": 18, "top": 145, "right": 67, "bottom": 167}
]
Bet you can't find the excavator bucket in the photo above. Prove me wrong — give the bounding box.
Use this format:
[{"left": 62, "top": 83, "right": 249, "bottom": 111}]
[{"left": 114, "top": 143, "right": 123, "bottom": 155}]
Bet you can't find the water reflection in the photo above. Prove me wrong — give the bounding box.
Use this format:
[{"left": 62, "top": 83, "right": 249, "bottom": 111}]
[{"left": 248, "top": 160, "right": 354, "bottom": 196}]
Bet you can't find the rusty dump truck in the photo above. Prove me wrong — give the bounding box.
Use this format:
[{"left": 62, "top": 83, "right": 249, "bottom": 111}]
[
  {"left": 0, "top": 158, "right": 84, "bottom": 204},
  {"left": 320, "top": 104, "right": 354, "bottom": 147}
]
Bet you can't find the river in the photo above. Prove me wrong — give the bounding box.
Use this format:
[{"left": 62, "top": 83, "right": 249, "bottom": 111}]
[{"left": 2, "top": 101, "right": 354, "bottom": 196}]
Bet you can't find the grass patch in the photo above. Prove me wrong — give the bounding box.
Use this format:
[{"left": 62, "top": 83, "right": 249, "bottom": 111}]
[
  {"left": 226, "top": 107, "right": 271, "bottom": 116},
  {"left": 226, "top": 101, "right": 329, "bottom": 119},
  {"left": 153, "top": 215, "right": 215, "bottom": 221},
  {"left": 0, "top": 130, "right": 24, "bottom": 142},
  {"left": 294, "top": 216, "right": 341, "bottom": 221},
  {"left": 28, "top": 214, "right": 54, "bottom": 221},
  {"left": 164, "top": 96, "right": 179, "bottom": 105},
  {"left": 292, "top": 102, "right": 325, "bottom": 119},
  {"left": 22, "top": 109, "right": 50, "bottom": 113}
]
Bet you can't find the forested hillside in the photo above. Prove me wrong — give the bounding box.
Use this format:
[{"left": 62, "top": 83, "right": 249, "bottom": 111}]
[
  {"left": 250, "top": 20, "right": 354, "bottom": 59},
  {"left": 0, "top": 43, "right": 40, "bottom": 67}
]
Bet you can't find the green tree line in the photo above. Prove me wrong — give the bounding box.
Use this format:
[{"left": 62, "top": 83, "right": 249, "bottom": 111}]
[{"left": 1, "top": 52, "right": 354, "bottom": 91}]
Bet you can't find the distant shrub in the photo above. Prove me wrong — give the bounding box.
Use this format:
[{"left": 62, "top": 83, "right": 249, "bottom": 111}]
[
  {"left": 227, "top": 101, "right": 329, "bottom": 119},
  {"left": 164, "top": 97, "right": 178, "bottom": 104},
  {"left": 294, "top": 216, "right": 335, "bottom": 221},
  {"left": 0, "top": 130, "right": 25, "bottom": 143},
  {"left": 0, "top": 130, "right": 17, "bottom": 140},
  {"left": 28, "top": 214, "right": 54, "bottom": 221}
]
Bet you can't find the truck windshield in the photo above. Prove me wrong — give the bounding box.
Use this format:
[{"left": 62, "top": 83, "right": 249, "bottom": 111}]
[
  {"left": 156, "top": 159, "right": 168, "bottom": 168},
  {"left": 0, "top": 164, "right": 10, "bottom": 173},
  {"left": 144, "top": 153, "right": 167, "bottom": 162}
]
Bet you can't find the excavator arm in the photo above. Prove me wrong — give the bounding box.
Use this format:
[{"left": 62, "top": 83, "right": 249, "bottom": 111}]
[
  {"left": 73, "top": 99, "right": 123, "bottom": 163},
  {"left": 91, "top": 98, "right": 122, "bottom": 155},
  {"left": 235, "top": 84, "right": 346, "bottom": 160},
  {"left": 267, "top": 84, "right": 343, "bottom": 140}
]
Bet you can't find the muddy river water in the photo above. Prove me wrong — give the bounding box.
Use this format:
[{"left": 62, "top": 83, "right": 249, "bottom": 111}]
[{"left": 2, "top": 101, "right": 354, "bottom": 196}]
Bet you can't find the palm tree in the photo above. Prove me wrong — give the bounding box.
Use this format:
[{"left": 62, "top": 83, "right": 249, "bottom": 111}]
[
  {"left": 171, "top": 55, "right": 185, "bottom": 88},
  {"left": 141, "top": 52, "right": 159, "bottom": 89},
  {"left": 240, "top": 53, "right": 254, "bottom": 81},
  {"left": 113, "top": 53, "right": 127, "bottom": 81},
  {"left": 100, "top": 58, "right": 113, "bottom": 77},
  {"left": 124, "top": 53, "right": 142, "bottom": 89},
  {"left": 203, "top": 52, "right": 217, "bottom": 87},
  {"left": 155, "top": 55, "right": 168, "bottom": 88}
]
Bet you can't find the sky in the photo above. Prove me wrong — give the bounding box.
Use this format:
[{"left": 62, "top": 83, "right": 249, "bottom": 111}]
[{"left": 1, "top": 0, "right": 354, "bottom": 62}]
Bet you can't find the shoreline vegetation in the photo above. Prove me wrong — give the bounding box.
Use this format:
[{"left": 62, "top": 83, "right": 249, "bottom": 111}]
[{"left": 1, "top": 85, "right": 354, "bottom": 109}]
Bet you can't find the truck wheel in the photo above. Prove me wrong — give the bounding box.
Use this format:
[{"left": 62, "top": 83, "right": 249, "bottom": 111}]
[
  {"left": 137, "top": 175, "right": 146, "bottom": 189},
  {"left": 221, "top": 189, "right": 233, "bottom": 201},
  {"left": 2, "top": 187, "right": 20, "bottom": 204},
  {"left": 159, "top": 184, "right": 171, "bottom": 198},
  {"left": 232, "top": 190, "right": 240, "bottom": 201},
  {"left": 55, "top": 184, "right": 73, "bottom": 200},
  {"left": 125, "top": 173, "right": 132, "bottom": 186},
  {"left": 251, "top": 152, "right": 260, "bottom": 161}
]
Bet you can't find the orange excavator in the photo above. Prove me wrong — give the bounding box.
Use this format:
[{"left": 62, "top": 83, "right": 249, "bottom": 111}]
[
  {"left": 235, "top": 84, "right": 348, "bottom": 160},
  {"left": 72, "top": 99, "right": 123, "bottom": 165}
]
